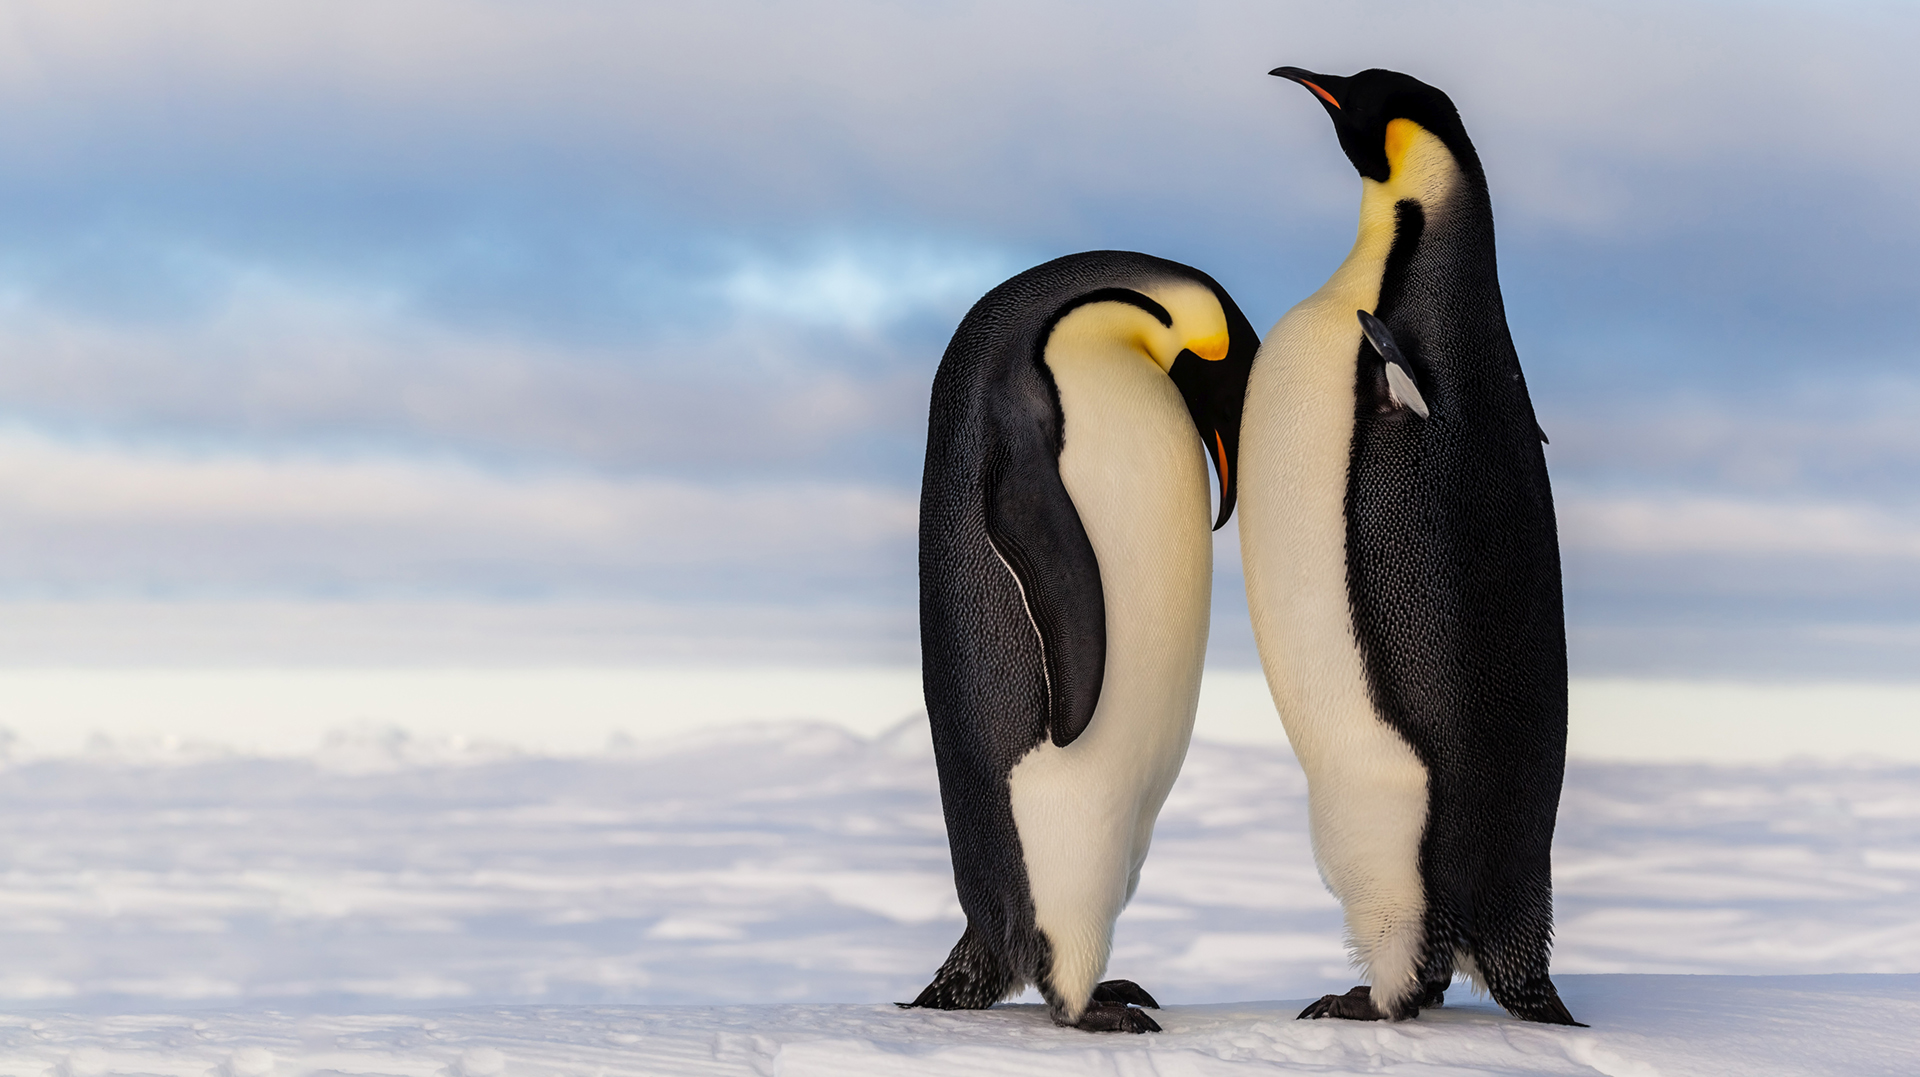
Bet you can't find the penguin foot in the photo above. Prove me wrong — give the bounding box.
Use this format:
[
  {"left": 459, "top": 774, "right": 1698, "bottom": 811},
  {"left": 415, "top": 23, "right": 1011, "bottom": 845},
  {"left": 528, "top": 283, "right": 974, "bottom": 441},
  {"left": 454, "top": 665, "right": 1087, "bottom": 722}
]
[
  {"left": 1091, "top": 979, "right": 1160, "bottom": 1008},
  {"left": 1071, "top": 1001, "right": 1161, "bottom": 1033},
  {"left": 1415, "top": 982, "right": 1447, "bottom": 1009},
  {"left": 1298, "top": 985, "right": 1386, "bottom": 1021}
]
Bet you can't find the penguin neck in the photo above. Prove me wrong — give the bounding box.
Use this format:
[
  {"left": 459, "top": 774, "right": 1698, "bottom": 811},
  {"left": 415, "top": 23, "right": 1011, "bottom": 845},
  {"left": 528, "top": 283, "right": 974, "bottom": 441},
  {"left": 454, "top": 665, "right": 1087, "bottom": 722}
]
[{"left": 1319, "top": 120, "right": 1467, "bottom": 313}]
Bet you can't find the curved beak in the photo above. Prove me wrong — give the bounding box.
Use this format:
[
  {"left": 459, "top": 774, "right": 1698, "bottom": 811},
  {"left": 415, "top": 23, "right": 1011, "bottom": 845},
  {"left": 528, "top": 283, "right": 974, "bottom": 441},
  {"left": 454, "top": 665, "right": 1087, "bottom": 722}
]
[
  {"left": 1270, "top": 64, "right": 1386, "bottom": 182},
  {"left": 1167, "top": 304, "right": 1258, "bottom": 531},
  {"left": 1270, "top": 66, "right": 1345, "bottom": 110}
]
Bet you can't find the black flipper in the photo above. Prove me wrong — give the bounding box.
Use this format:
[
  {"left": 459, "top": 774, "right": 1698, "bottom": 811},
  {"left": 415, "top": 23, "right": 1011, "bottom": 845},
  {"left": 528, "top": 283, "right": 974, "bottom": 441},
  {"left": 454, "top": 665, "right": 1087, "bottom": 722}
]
[
  {"left": 1091, "top": 979, "right": 1160, "bottom": 1008},
  {"left": 1356, "top": 310, "right": 1430, "bottom": 419},
  {"left": 983, "top": 438, "right": 1105, "bottom": 748}
]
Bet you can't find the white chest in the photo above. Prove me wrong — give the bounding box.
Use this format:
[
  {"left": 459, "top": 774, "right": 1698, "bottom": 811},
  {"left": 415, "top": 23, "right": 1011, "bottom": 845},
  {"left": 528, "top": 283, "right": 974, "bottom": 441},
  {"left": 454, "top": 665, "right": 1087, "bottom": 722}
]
[
  {"left": 1234, "top": 140, "right": 1467, "bottom": 1009},
  {"left": 1004, "top": 339, "right": 1214, "bottom": 1006},
  {"left": 1237, "top": 259, "right": 1379, "bottom": 758}
]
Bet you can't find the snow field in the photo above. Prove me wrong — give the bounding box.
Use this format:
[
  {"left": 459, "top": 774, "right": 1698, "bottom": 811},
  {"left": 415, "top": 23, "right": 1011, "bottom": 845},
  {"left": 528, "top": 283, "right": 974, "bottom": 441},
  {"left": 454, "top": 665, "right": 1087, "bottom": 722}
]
[
  {"left": 0, "top": 717, "right": 1913, "bottom": 1073},
  {"left": 5, "top": 977, "right": 1918, "bottom": 1076}
]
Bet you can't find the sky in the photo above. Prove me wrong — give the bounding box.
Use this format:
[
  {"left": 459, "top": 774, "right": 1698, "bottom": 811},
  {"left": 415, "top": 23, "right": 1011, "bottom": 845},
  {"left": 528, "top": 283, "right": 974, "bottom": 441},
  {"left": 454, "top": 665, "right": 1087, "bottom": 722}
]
[{"left": 0, "top": 0, "right": 1914, "bottom": 677}]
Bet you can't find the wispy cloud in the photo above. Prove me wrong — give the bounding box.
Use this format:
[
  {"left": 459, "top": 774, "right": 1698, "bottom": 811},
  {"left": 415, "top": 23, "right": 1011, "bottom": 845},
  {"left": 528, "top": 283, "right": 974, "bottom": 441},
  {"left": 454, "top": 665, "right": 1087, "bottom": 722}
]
[
  {"left": 721, "top": 245, "right": 1011, "bottom": 332},
  {"left": 1562, "top": 495, "right": 1920, "bottom": 560},
  {"left": 2, "top": 2, "right": 1911, "bottom": 222},
  {"left": 0, "top": 275, "right": 937, "bottom": 481},
  {"left": 0, "top": 1, "right": 1910, "bottom": 676},
  {"left": 0, "top": 429, "right": 917, "bottom": 599}
]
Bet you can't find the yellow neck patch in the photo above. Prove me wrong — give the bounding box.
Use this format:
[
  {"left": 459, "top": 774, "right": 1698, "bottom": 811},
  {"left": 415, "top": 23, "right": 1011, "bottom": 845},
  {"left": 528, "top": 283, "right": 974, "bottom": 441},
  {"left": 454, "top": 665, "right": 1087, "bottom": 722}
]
[
  {"left": 1351, "top": 119, "right": 1462, "bottom": 254},
  {"left": 1185, "top": 330, "right": 1230, "bottom": 362},
  {"left": 1047, "top": 281, "right": 1230, "bottom": 374},
  {"left": 1373, "top": 119, "right": 1460, "bottom": 207},
  {"left": 1383, "top": 118, "right": 1418, "bottom": 176}
]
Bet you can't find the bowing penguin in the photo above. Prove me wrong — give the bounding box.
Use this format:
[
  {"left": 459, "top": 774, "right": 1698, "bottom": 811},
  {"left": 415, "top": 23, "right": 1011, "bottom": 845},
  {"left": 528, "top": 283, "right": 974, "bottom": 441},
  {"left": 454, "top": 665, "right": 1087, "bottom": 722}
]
[{"left": 905, "top": 250, "right": 1256, "bottom": 1032}]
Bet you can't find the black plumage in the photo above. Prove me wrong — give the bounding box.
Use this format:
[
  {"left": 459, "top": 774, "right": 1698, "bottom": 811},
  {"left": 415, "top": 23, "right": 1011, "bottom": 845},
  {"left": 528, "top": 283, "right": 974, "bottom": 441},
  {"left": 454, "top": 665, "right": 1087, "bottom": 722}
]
[
  {"left": 1275, "top": 68, "right": 1579, "bottom": 1026},
  {"left": 904, "top": 250, "right": 1256, "bottom": 1029}
]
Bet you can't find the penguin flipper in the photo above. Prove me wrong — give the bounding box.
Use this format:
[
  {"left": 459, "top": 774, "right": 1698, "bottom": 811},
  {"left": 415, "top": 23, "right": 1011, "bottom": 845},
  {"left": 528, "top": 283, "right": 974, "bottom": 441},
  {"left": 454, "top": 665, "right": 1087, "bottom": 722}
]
[
  {"left": 1516, "top": 992, "right": 1587, "bottom": 1027},
  {"left": 1495, "top": 977, "right": 1587, "bottom": 1026},
  {"left": 984, "top": 450, "right": 1106, "bottom": 748},
  {"left": 1356, "top": 310, "right": 1430, "bottom": 419}
]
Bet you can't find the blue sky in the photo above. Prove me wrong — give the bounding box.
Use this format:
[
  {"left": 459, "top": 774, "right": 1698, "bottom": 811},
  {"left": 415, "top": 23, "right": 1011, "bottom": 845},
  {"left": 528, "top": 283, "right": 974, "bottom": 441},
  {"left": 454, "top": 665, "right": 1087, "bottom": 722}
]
[{"left": 0, "top": 0, "right": 1914, "bottom": 676}]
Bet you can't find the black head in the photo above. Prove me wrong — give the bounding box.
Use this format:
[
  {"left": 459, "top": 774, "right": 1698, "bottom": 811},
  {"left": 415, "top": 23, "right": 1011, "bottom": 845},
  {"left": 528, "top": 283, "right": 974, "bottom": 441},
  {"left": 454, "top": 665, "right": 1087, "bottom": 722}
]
[{"left": 1269, "top": 67, "right": 1481, "bottom": 184}]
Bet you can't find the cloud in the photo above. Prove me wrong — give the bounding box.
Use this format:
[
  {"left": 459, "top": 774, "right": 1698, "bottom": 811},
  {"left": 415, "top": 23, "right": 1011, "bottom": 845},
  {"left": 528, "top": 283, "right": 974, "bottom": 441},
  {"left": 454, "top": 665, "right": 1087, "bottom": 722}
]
[
  {"left": 0, "top": 1, "right": 1908, "bottom": 678},
  {"left": 721, "top": 245, "right": 1011, "bottom": 332},
  {"left": 0, "top": 597, "right": 920, "bottom": 666},
  {"left": 1540, "top": 381, "right": 1920, "bottom": 503},
  {"left": 0, "top": 274, "right": 941, "bottom": 482},
  {"left": 0, "top": 1, "right": 1910, "bottom": 365},
  {"left": 1561, "top": 495, "right": 1920, "bottom": 560},
  {"left": 0, "top": 429, "right": 917, "bottom": 599},
  {"left": 1, "top": 2, "right": 1911, "bottom": 228}
]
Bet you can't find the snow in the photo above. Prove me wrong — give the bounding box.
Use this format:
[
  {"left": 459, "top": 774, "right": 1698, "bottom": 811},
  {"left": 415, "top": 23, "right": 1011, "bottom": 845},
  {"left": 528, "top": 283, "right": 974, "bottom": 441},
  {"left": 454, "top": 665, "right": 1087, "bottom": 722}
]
[
  {"left": 9, "top": 977, "right": 1919, "bottom": 1077},
  {"left": 0, "top": 716, "right": 1916, "bottom": 1074}
]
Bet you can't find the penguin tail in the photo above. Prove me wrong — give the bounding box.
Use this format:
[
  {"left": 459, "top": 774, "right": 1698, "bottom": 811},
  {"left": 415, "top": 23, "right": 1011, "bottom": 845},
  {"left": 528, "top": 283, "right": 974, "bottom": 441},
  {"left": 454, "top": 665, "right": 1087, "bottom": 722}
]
[
  {"left": 897, "top": 924, "right": 1020, "bottom": 1011},
  {"left": 1493, "top": 975, "right": 1587, "bottom": 1027}
]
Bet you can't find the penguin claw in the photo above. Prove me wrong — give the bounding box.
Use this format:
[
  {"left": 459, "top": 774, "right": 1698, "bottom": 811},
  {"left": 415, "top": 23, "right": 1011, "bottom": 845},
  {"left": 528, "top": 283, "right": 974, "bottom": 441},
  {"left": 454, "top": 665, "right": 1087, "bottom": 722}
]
[
  {"left": 1298, "top": 985, "right": 1386, "bottom": 1021},
  {"left": 1072, "top": 1001, "right": 1161, "bottom": 1033},
  {"left": 1091, "top": 979, "right": 1160, "bottom": 1008}
]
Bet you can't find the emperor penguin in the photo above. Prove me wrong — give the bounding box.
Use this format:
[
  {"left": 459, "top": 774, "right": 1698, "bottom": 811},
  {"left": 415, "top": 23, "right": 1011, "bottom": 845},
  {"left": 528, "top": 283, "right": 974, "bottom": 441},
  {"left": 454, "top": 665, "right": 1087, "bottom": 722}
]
[
  {"left": 1237, "top": 68, "right": 1581, "bottom": 1026},
  {"left": 904, "top": 251, "right": 1257, "bottom": 1033}
]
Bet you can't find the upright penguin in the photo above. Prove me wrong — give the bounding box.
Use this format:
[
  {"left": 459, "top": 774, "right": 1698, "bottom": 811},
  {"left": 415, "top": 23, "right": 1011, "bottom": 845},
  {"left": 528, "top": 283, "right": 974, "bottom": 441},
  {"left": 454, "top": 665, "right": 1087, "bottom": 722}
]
[
  {"left": 1237, "top": 68, "right": 1580, "bottom": 1025},
  {"left": 906, "top": 251, "right": 1257, "bottom": 1033}
]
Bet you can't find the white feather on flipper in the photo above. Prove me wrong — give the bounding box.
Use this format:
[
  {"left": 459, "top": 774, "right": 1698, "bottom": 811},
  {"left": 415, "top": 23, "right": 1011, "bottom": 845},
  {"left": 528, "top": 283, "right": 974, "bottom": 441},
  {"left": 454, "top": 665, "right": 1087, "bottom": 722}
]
[
  {"left": 1383, "top": 360, "right": 1429, "bottom": 419},
  {"left": 1356, "top": 310, "right": 1430, "bottom": 419}
]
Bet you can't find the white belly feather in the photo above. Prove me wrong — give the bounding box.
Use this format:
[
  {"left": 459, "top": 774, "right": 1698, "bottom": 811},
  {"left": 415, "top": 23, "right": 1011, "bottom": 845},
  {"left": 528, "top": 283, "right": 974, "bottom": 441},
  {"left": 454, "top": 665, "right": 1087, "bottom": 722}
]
[
  {"left": 1237, "top": 231, "right": 1431, "bottom": 1011},
  {"left": 1006, "top": 337, "right": 1212, "bottom": 1012}
]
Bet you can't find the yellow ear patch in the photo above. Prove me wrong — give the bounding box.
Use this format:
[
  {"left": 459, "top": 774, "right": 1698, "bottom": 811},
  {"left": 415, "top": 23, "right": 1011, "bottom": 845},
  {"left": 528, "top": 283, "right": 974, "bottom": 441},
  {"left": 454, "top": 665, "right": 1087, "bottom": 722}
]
[
  {"left": 1365, "top": 118, "right": 1458, "bottom": 210},
  {"left": 1046, "top": 280, "right": 1229, "bottom": 375},
  {"left": 1383, "top": 118, "right": 1420, "bottom": 177},
  {"left": 1186, "top": 330, "right": 1230, "bottom": 362}
]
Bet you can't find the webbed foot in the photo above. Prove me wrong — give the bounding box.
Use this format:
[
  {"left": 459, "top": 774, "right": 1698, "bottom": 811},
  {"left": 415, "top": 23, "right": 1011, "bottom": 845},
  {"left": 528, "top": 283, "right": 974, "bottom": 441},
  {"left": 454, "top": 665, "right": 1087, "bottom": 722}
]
[
  {"left": 1298, "top": 985, "right": 1385, "bottom": 1021},
  {"left": 1091, "top": 979, "right": 1160, "bottom": 1008},
  {"left": 1072, "top": 1000, "right": 1161, "bottom": 1033}
]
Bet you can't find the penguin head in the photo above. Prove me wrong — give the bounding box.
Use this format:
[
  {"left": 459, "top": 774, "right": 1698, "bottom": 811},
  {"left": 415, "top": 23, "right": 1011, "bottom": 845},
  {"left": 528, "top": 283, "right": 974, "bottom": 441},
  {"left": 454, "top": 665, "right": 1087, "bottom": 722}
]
[
  {"left": 1043, "top": 277, "right": 1255, "bottom": 530},
  {"left": 1269, "top": 67, "right": 1481, "bottom": 187},
  {"left": 1128, "top": 280, "right": 1234, "bottom": 374}
]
